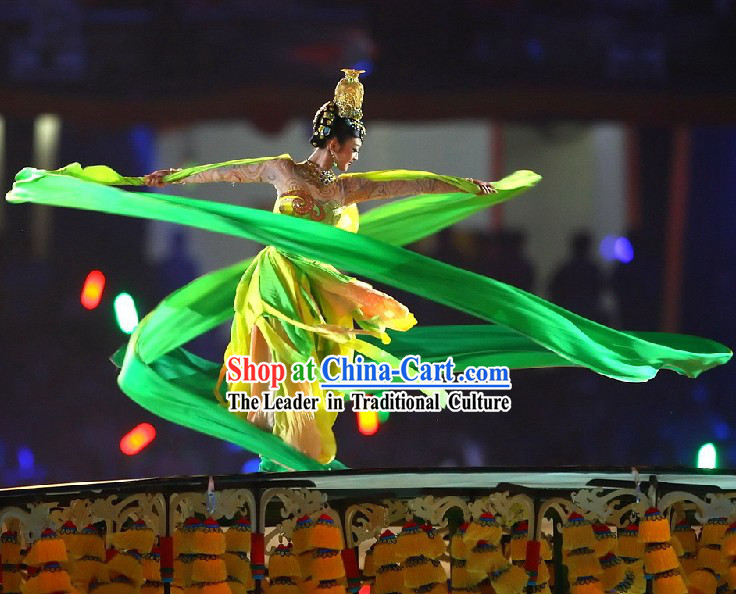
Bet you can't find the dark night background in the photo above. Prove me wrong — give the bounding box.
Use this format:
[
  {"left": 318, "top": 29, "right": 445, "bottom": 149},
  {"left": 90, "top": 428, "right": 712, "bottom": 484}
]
[{"left": 1, "top": 0, "right": 736, "bottom": 487}]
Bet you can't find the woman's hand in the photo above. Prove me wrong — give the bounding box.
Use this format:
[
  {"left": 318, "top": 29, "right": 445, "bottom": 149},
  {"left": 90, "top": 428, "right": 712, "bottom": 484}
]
[
  {"left": 467, "top": 178, "right": 497, "bottom": 195},
  {"left": 143, "top": 168, "right": 181, "bottom": 187}
]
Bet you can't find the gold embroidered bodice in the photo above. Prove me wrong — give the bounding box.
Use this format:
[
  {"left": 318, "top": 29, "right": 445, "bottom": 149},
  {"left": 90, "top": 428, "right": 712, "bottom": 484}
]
[{"left": 274, "top": 189, "right": 359, "bottom": 233}]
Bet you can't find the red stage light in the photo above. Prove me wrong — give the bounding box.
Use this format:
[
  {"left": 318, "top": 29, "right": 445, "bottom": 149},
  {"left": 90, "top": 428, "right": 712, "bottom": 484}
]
[
  {"left": 357, "top": 411, "right": 378, "bottom": 436},
  {"left": 81, "top": 270, "right": 106, "bottom": 310},
  {"left": 120, "top": 423, "right": 156, "bottom": 455}
]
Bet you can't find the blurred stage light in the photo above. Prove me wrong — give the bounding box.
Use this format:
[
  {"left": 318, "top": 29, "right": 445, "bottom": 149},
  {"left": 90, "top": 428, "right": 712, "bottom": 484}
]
[
  {"left": 697, "top": 442, "right": 717, "bottom": 469},
  {"left": 357, "top": 410, "right": 379, "bottom": 436},
  {"left": 714, "top": 421, "right": 730, "bottom": 440},
  {"left": 614, "top": 237, "right": 634, "bottom": 263},
  {"left": 114, "top": 293, "right": 139, "bottom": 334},
  {"left": 17, "top": 446, "right": 34, "bottom": 471},
  {"left": 600, "top": 235, "right": 634, "bottom": 263},
  {"left": 241, "top": 458, "right": 260, "bottom": 474},
  {"left": 378, "top": 410, "right": 390, "bottom": 424},
  {"left": 81, "top": 270, "right": 106, "bottom": 310},
  {"left": 351, "top": 60, "right": 373, "bottom": 76},
  {"left": 120, "top": 423, "right": 156, "bottom": 455}
]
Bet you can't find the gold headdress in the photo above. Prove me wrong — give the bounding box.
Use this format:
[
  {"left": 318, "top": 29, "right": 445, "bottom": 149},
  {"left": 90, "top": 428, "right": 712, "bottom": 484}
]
[
  {"left": 333, "top": 68, "right": 365, "bottom": 120},
  {"left": 311, "top": 69, "right": 366, "bottom": 146}
]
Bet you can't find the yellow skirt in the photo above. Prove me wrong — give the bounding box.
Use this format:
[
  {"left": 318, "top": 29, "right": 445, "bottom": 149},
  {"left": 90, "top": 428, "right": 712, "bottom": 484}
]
[{"left": 223, "top": 246, "right": 416, "bottom": 464}]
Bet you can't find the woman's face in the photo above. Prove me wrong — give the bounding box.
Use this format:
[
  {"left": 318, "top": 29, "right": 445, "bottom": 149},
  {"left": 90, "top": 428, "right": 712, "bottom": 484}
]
[{"left": 329, "top": 137, "right": 362, "bottom": 172}]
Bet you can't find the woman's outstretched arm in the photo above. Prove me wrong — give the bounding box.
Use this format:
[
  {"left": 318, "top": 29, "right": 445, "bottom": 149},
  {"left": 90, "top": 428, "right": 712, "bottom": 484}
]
[
  {"left": 144, "top": 156, "right": 289, "bottom": 187},
  {"left": 337, "top": 172, "right": 495, "bottom": 204}
]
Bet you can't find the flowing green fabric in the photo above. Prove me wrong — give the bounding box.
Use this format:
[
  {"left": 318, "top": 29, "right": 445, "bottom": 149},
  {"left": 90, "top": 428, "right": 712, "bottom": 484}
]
[{"left": 7, "top": 159, "right": 732, "bottom": 471}]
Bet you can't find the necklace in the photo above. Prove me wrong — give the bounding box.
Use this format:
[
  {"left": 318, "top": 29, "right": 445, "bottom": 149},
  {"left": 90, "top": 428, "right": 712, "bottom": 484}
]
[{"left": 297, "top": 159, "right": 337, "bottom": 187}]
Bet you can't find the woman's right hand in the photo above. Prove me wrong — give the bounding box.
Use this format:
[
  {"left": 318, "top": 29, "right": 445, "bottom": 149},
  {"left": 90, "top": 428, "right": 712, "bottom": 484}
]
[{"left": 143, "top": 168, "right": 181, "bottom": 187}]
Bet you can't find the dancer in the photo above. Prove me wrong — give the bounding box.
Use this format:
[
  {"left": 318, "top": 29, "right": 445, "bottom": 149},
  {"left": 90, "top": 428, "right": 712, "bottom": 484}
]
[
  {"left": 143, "top": 69, "right": 495, "bottom": 464},
  {"left": 6, "top": 71, "right": 731, "bottom": 471}
]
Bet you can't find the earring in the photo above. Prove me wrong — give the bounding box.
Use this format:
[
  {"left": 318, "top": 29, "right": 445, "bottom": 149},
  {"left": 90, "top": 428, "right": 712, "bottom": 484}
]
[{"left": 329, "top": 149, "right": 337, "bottom": 168}]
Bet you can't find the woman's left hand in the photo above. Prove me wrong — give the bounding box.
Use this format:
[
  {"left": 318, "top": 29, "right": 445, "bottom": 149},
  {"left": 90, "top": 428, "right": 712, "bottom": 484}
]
[{"left": 467, "top": 178, "right": 497, "bottom": 194}]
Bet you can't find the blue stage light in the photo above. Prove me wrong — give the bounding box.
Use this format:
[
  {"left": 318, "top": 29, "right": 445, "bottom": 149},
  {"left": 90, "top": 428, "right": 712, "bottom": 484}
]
[{"left": 241, "top": 458, "right": 260, "bottom": 474}]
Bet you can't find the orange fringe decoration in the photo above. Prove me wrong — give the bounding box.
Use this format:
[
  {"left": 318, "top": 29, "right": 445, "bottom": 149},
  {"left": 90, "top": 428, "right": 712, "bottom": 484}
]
[
  {"left": 680, "top": 553, "right": 698, "bottom": 578},
  {"left": 26, "top": 529, "right": 69, "bottom": 566},
  {"left": 196, "top": 582, "right": 232, "bottom": 594},
  {"left": 191, "top": 519, "right": 225, "bottom": 557},
  {"left": 609, "top": 569, "right": 640, "bottom": 594},
  {"left": 363, "top": 546, "right": 375, "bottom": 578},
  {"left": 653, "top": 570, "right": 688, "bottom": 594},
  {"left": 530, "top": 583, "right": 552, "bottom": 594},
  {"left": 3, "top": 565, "right": 24, "bottom": 593},
  {"left": 374, "top": 564, "right": 404, "bottom": 594},
  {"left": 24, "top": 562, "right": 73, "bottom": 594},
  {"left": 625, "top": 560, "right": 647, "bottom": 594},
  {"left": 174, "top": 555, "right": 195, "bottom": 588},
  {"left": 310, "top": 549, "right": 345, "bottom": 581},
  {"left": 563, "top": 514, "right": 596, "bottom": 551},
  {"left": 298, "top": 551, "right": 313, "bottom": 581},
  {"left": 179, "top": 518, "right": 201, "bottom": 556},
  {"left": 222, "top": 552, "right": 250, "bottom": 583},
  {"left": 464, "top": 514, "right": 502, "bottom": 547},
  {"left": 224, "top": 577, "right": 246, "bottom": 594},
  {"left": 697, "top": 546, "right": 726, "bottom": 575},
  {"left": 107, "top": 551, "right": 144, "bottom": 586},
  {"left": 422, "top": 524, "right": 446, "bottom": 560},
  {"left": 311, "top": 580, "right": 347, "bottom": 594},
  {"left": 451, "top": 560, "right": 483, "bottom": 588},
  {"left": 71, "top": 557, "right": 109, "bottom": 585},
  {"left": 618, "top": 525, "right": 644, "bottom": 560},
  {"left": 292, "top": 516, "right": 314, "bottom": 556},
  {"left": 110, "top": 521, "right": 155, "bottom": 555},
  {"left": 466, "top": 541, "right": 507, "bottom": 574},
  {"left": 688, "top": 569, "right": 718, "bottom": 594},
  {"left": 223, "top": 553, "right": 255, "bottom": 590},
  {"left": 592, "top": 525, "right": 616, "bottom": 557},
  {"left": 396, "top": 521, "right": 429, "bottom": 562},
  {"left": 59, "top": 522, "right": 80, "bottom": 557},
  {"left": 510, "top": 521, "right": 529, "bottom": 562},
  {"left": 310, "top": 515, "right": 343, "bottom": 552},
  {"left": 141, "top": 582, "right": 165, "bottom": 594},
  {"left": 673, "top": 522, "right": 698, "bottom": 555},
  {"left": 2, "top": 531, "right": 22, "bottom": 565},
  {"left": 420, "top": 584, "right": 449, "bottom": 594},
  {"left": 268, "top": 544, "right": 301, "bottom": 579},
  {"left": 645, "top": 543, "right": 680, "bottom": 574},
  {"left": 404, "top": 555, "right": 435, "bottom": 588},
  {"left": 190, "top": 556, "right": 227, "bottom": 583},
  {"left": 143, "top": 551, "right": 162, "bottom": 582},
  {"left": 727, "top": 563, "right": 736, "bottom": 590},
  {"left": 267, "top": 577, "right": 301, "bottom": 594},
  {"left": 373, "top": 531, "right": 398, "bottom": 567},
  {"left": 565, "top": 548, "right": 602, "bottom": 579},
  {"left": 75, "top": 526, "right": 106, "bottom": 561},
  {"left": 491, "top": 564, "right": 529, "bottom": 594},
  {"left": 571, "top": 576, "right": 604, "bottom": 594},
  {"left": 722, "top": 524, "right": 736, "bottom": 558},
  {"left": 91, "top": 578, "right": 138, "bottom": 594},
  {"left": 225, "top": 518, "right": 251, "bottom": 555},
  {"left": 451, "top": 524, "right": 470, "bottom": 561},
  {"left": 600, "top": 553, "right": 624, "bottom": 590},
  {"left": 701, "top": 519, "right": 729, "bottom": 547},
  {"left": 639, "top": 509, "right": 670, "bottom": 544}
]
